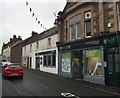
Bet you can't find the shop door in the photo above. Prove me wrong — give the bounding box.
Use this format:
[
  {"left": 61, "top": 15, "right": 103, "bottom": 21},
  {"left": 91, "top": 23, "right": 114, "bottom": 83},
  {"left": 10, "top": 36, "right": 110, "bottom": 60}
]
[
  {"left": 72, "top": 50, "right": 83, "bottom": 78},
  {"left": 36, "top": 57, "right": 40, "bottom": 70},
  {"left": 106, "top": 48, "right": 120, "bottom": 86}
]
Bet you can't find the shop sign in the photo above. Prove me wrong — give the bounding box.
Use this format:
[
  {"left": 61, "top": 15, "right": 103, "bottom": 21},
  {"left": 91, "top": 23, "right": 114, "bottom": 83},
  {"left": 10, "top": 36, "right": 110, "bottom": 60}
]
[
  {"left": 85, "top": 40, "right": 100, "bottom": 46},
  {"left": 101, "top": 36, "right": 118, "bottom": 46}
]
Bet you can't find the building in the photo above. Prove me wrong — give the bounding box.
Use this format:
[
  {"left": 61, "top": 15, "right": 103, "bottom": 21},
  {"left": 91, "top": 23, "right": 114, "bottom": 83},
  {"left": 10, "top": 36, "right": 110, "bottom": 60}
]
[
  {"left": 1, "top": 35, "right": 22, "bottom": 62},
  {"left": 55, "top": 2, "right": 120, "bottom": 86},
  {"left": 10, "top": 40, "right": 23, "bottom": 65},
  {"left": 22, "top": 27, "right": 59, "bottom": 74}
]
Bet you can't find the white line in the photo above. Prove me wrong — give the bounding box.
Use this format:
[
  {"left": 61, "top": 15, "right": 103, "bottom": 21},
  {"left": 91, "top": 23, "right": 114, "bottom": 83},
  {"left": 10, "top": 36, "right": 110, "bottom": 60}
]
[
  {"left": 6, "top": 80, "right": 23, "bottom": 95},
  {"left": 66, "top": 79, "right": 120, "bottom": 96},
  {"left": 39, "top": 83, "right": 49, "bottom": 89}
]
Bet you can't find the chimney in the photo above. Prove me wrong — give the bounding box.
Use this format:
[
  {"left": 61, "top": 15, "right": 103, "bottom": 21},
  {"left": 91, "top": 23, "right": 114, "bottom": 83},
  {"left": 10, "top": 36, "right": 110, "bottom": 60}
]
[
  {"left": 18, "top": 36, "right": 22, "bottom": 40},
  {"left": 10, "top": 38, "right": 12, "bottom": 42},
  {"left": 13, "top": 35, "right": 16, "bottom": 39},
  {"left": 31, "top": 31, "right": 38, "bottom": 36}
]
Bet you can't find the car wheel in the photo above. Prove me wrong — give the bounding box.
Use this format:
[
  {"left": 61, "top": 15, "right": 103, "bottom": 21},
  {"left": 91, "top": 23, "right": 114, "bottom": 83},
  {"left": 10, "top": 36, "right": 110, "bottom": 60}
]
[
  {"left": 2, "top": 75, "right": 6, "bottom": 79},
  {"left": 19, "top": 76, "right": 23, "bottom": 79}
]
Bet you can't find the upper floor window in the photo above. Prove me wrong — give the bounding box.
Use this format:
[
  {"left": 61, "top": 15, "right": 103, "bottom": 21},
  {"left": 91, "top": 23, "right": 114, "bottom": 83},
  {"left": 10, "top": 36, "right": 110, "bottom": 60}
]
[
  {"left": 117, "top": 2, "right": 120, "bottom": 31},
  {"left": 48, "top": 38, "right": 51, "bottom": 47},
  {"left": 65, "top": 20, "right": 68, "bottom": 41},
  {"left": 24, "top": 46, "right": 26, "bottom": 54},
  {"left": 30, "top": 44, "right": 32, "bottom": 52},
  {"left": 85, "top": 11, "right": 91, "bottom": 37},
  {"left": 36, "top": 41, "right": 39, "bottom": 50},
  {"left": 75, "top": 14, "right": 81, "bottom": 39},
  {"left": 70, "top": 16, "right": 74, "bottom": 41}
]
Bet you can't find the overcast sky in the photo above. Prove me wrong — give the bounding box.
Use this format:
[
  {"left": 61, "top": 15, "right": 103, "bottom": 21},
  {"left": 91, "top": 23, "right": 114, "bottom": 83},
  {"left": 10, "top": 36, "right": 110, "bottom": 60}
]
[{"left": 0, "top": 0, "right": 66, "bottom": 54}]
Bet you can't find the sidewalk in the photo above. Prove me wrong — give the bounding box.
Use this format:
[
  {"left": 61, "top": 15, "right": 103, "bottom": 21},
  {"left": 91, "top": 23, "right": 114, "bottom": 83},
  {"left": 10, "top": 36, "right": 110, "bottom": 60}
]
[{"left": 24, "top": 68, "right": 120, "bottom": 96}]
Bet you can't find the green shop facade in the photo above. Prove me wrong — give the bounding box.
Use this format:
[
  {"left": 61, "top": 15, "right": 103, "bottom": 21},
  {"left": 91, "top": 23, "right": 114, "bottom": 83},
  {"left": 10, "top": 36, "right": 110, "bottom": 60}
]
[{"left": 58, "top": 32, "right": 120, "bottom": 86}]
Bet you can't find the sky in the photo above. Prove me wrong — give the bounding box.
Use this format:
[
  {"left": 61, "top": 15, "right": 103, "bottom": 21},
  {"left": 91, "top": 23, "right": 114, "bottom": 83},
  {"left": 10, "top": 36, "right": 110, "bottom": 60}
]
[{"left": 0, "top": 0, "right": 66, "bottom": 54}]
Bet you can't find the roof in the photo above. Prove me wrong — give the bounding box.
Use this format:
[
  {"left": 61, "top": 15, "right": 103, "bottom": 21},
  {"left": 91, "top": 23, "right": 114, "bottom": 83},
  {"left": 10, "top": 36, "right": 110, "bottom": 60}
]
[{"left": 22, "top": 26, "right": 57, "bottom": 47}]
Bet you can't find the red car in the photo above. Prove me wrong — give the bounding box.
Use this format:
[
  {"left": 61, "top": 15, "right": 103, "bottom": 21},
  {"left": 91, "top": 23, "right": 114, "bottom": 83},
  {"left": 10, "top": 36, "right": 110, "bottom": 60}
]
[{"left": 2, "top": 63, "right": 23, "bottom": 79}]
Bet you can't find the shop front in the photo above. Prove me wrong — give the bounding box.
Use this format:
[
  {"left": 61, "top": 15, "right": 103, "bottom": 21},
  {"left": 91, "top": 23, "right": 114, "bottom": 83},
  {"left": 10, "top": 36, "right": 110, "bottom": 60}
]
[
  {"left": 102, "top": 32, "right": 120, "bottom": 87},
  {"left": 59, "top": 32, "right": 120, "bottom": 85}
]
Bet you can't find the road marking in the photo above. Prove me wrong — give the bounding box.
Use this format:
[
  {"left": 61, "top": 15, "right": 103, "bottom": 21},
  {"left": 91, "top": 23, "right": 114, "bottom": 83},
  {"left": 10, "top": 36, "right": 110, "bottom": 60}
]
[
  {"left": 6, "top": 80, "right": 23, "bottom": 95},
  {"left": 39, "top": 83, "right": 49, "bottom": 89},
  {"left": 64, "top": 79, "right": 120, "bottom": 96},
  {"left": 61, "top": 92, "right": 80, "bottom": 98},
  {"left": 6, "top": 80, "right": 33, "bottom": 96}
]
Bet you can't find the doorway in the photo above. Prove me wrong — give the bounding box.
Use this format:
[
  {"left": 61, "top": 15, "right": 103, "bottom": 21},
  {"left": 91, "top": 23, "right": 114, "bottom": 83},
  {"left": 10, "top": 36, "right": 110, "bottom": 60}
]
[
  {"left": 105, "top": 47, "right": 120, "bottom": 86},
  {"left": 71, "top": 50, "right": 83, "bottom": 78},
  {"left": 36, "top": 57, "right": 40, "bottom": 70}
]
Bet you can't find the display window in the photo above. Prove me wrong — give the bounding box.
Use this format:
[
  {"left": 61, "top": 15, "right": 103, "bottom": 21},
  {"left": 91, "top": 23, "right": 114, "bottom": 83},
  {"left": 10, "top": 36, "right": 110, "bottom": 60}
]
[
  {"left": 85, "top": 49, "right": 103, "bottom": 76},
  {"left": 62, "top": 52, "right": 71, "bottom": 72}
]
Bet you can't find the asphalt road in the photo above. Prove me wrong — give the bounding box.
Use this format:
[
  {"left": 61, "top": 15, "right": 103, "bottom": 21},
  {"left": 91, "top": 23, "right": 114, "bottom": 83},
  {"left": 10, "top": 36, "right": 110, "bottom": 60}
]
[{"left": 1, "top": 68, "right": 119, "bottom": 97}]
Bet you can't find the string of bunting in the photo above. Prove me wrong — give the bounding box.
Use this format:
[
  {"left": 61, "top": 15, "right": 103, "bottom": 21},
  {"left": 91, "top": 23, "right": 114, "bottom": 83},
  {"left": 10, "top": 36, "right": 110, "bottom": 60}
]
[{"left": 26, "top": 1, "right": 47, "bottom": 31}]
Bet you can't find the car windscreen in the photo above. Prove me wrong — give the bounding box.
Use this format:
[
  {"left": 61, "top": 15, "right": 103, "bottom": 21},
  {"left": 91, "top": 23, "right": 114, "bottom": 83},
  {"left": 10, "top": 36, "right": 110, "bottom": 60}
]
[{"left": 8, "top": 65, "right": 21, "bottom": 68}]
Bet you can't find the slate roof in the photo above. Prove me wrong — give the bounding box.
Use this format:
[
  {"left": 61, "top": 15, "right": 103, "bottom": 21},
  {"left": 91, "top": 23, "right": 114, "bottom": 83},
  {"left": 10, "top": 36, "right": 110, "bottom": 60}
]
[{"left": 22, "top": 26, "right": 57, "bottom": 47}]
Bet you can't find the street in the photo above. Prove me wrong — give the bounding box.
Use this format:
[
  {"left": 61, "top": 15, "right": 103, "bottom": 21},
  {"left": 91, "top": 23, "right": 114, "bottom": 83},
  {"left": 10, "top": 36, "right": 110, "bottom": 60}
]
[{"left": 1, "top": 68, "right": 120, "bottom": 97}]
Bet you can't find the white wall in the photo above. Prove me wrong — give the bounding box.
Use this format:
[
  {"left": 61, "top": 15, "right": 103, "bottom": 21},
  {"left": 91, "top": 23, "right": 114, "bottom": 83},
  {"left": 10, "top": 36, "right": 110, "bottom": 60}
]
[{"left": 22, "top": 33, "right": 59, "bottom": 74}]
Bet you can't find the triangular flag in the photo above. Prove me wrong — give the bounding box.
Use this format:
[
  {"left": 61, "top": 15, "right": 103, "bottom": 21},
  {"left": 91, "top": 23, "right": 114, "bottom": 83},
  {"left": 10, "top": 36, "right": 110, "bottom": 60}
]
[
  {"left": 36, "top": 17, "right": 38, "bottom": 21},
  {"left": 26, "top": 2, "right": 28, "bottom": 6},
  {"left": 38, "top": 21, "right": 40, "bottom": 24},
  {"left": 30, "top": 8, "right": 32, "bottom": 12},
  {"left": 32, "top": 13, "right": 34, "bottom": 17}
]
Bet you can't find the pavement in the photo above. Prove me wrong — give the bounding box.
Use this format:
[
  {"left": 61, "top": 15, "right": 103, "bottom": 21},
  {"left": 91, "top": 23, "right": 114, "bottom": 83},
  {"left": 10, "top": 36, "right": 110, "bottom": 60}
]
[{"left": 24, "top": 67, "right": 120, "bottom": 96}]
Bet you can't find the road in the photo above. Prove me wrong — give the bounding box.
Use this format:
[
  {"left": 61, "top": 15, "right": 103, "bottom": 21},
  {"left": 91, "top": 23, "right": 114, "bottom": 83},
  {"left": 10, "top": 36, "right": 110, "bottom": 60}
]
[{"left": 1, "top": 68, "right": 120, "bottom": 97}]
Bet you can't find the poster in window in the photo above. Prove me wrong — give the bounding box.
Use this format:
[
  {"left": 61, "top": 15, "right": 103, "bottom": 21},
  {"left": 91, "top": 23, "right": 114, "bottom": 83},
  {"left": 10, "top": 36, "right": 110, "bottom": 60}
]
[
  {"left": 85, "top": 49, "right": 103, "bottom": 76},
  {"left": 62, "top": 52, "right": 71, "bottom": 72}
]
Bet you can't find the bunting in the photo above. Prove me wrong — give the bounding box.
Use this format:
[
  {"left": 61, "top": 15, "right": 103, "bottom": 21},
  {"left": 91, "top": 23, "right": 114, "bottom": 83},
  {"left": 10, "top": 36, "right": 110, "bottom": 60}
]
[{"left": 25, "top": 1, "right": 47, "bottom": 31}]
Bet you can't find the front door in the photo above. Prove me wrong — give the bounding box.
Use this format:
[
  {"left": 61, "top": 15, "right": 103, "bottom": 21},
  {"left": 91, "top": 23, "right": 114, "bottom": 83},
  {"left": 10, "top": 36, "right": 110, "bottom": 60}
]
[{"left": 105, "top": 47, "right": 120, "bottom": 87}]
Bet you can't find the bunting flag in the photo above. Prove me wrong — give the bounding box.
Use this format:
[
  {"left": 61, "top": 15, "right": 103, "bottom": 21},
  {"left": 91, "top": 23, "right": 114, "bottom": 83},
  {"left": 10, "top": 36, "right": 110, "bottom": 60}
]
[
  {"left": 26, "top": 2, "right": 28, "bottom": 6},
  {"left": 38, "top": 21, "right": 40, "bottom": 24},
  {"left": 36, "top": 17, "right": 38, "bottom": 21},
  {"left": 30, "top": 8, "right": 32, "bottom": 12},
  {"left": 26, "top": 1, "right": 47, "bottom": 31},
  {"left": 32, "top": 13, "right": 34, "bottom": 17}
]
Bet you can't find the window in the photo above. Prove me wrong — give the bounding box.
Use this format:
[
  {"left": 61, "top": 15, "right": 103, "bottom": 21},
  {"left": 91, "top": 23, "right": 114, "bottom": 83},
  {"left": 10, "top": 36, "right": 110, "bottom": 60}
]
[
  {"left": 65, "top": 21, "right": 68, "bottom": 41},
  {"left": 85, "top": 20, "right": 91, "bottom": 37},
  {"left": 43, "top": 55, "right": 47, "bottom": 66},
  {"left": 85, "top": 11, "right": 91, "bottom": 37},
  {"left": 70, "top": 17, "right": 74, "bottom": 40},
  {"left": 24, "top": 47, "right": 26, "bottom": 54},
  {"left": 48, "top": 38, "right": 51, "bottom": 47},
  {"left": 117, "top": 2, "right": 120, "bottom": 31},
  {"left": 48, "top": 55, "right": 52, "bottom": 66},
  {"left": 75, "top": 14, "right": 81, "bottom": 39},
  {"left": 36, "top": 41, "right": 39, "bottom": 50},
  {"left": 30, "top": 44, "right": 32, "bottom": 52}
]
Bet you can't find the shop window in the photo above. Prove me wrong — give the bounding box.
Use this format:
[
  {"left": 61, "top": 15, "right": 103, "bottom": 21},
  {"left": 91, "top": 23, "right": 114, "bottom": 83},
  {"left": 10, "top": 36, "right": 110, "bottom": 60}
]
[
  {"left": 85, "top": 49, "right": 103, "bottom": 76},
  {"left": 48, "top": 55, "right": 52, "bottom": 66},
  {"left": 62, "top": 52, "right": 71, "bottom": 72},
  {"left": 43, "top": 55, "right": 47, "bottom": 66},
  {"left": 75, "top": 14, "right": 81, "bottom": 39},
  {"left": 70, "top": 17, "right": 75, "bottom": 41}
]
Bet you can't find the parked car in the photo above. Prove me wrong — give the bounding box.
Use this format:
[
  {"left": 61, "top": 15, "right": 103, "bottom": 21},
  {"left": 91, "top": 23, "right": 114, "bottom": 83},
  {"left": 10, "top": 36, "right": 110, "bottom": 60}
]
[
  {"left": 0, "top": 59, "right": 11, "bottom": 67},
  {"left": 2, "top": 63, "right": 23, "bottom": 79}
]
